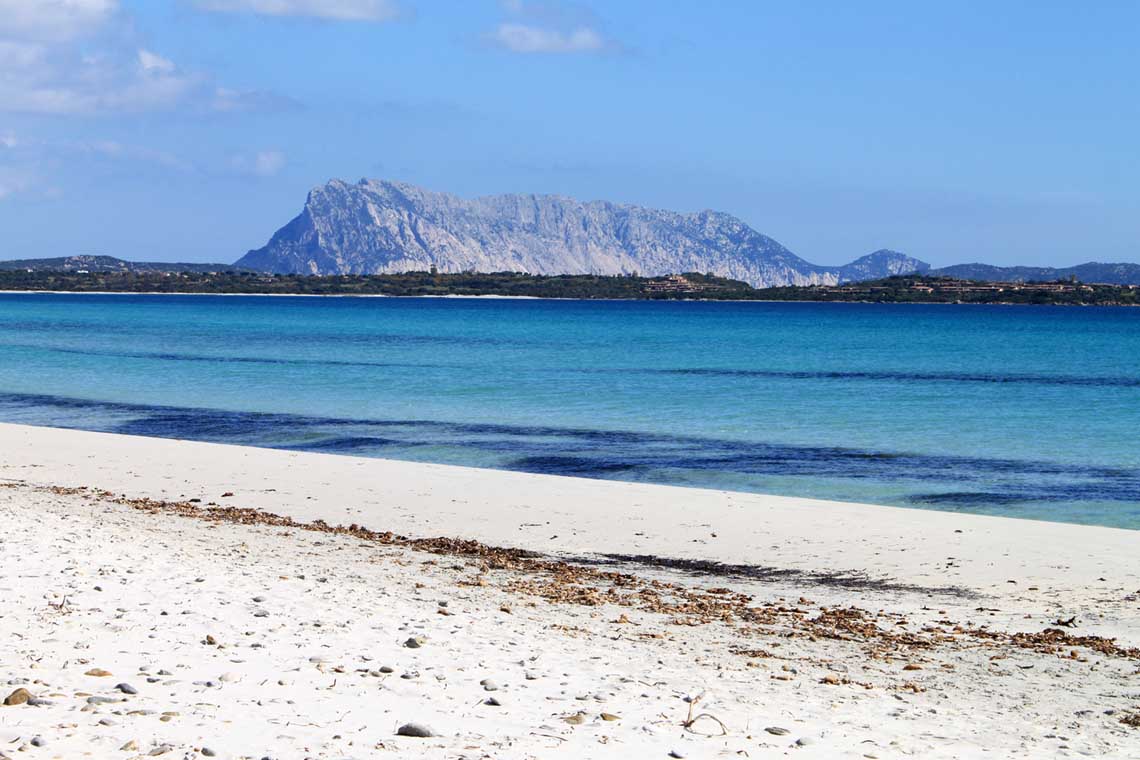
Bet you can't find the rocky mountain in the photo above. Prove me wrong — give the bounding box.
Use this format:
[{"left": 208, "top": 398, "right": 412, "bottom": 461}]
[
  {"left": 931, "top": 262, "right": 1140, "bottom": 286},
  {"left": 837, "top": 249, "right": 930, "bottom": 282},
  {"left": 236, "top": 179, "right": 927, "bottom": 287},
  {"left": 0, "top": 255, "right": 239, "bottom": 274}
]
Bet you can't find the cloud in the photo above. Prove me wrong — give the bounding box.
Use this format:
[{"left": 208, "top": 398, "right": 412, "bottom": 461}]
[
  {"left": 489, "top": 23, "right": 605, "bottom": 54},
  {"left": 0, "top": 130, "right": 292, "bottom": 201},
  {"left": 0, "top": 0, "right": 118, "bottom": 42},
  {"left": 193, "top": 0, "right": 401, "bottom": 21},
  {"left": 0, "top": 3, "right": 197, "bottom": 116},
  {"left": 0, "top": 2, "right": 293, "bottom": 116},
  {"left": 487, "top": 1, "right": 619, "bottom": 55},
  {"left": 137, "top": 48, "right": 176, "bottom": 74},
  {"left": 76, "top": 139, "right": 193, "bottom": 172},
  {"left": 0, "top": 130, "right": 196, "bottom": 197},
  {"left": 230, "top": 149, "right": 287, "bottom": 176},
  {"left": 253, "top": 150, "right": 286, "bottom": 175},
  {"left": 0, "top": 42, "right": 202, "bottom": 115}
]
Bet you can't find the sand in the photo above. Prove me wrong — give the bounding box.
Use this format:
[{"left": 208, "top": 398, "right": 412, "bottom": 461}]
[{"left": 1, "top": 422, "right": 1138, "bottom": 758}]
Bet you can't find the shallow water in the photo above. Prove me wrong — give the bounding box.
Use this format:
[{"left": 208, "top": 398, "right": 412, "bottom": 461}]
[{"left": 1, "top": 293, "right": 1138, "bottom": 528}]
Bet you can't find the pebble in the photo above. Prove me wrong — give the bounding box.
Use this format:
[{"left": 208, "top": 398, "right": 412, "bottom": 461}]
[
  {"left": 115, "top": 683, "right": 138, "bottom": 695},
  {"left": 30, "top": 736, "right": 46, "bottom": 747},
  {"left": 253, "top": 596, "right": 267, "bottom": 602},
  {"left": 396, "top": 722, "right": 437, "bottom": 738},
  {"left": 796, "top": 737, "right": 817, "bottom": 746},
  {"left": 765, "top": 726, "right": 790, "bottom": 736},
  {"left": 202, "top": 748, "right": 217, "bottom": 757},
  {"left": 485, "top": 696, "right": 502, "bottom": 706},
  {"left": 378, "top": 666, "right": 394, "bottom": 674},
  {"left": 481, "top": 679, "right": 499, "bottom": 692},
  {"left": 3, "top": 688, "right": 31, "bottom": 706},
  {"left": 404, "top": 636, "right": 427, "bottom": 649}
]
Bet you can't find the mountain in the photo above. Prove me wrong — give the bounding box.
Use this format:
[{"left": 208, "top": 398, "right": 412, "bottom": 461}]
[
  {"left": 931, "top": 262, "right": 1140, "bottom": 286},
  {"left": 838, "top": 249, "right": 930, "bottom": 282},
  {"left": 236, "top": 178, "right": 927, "bottom": 287},
  {"left": 0, "top": 255, "right": 240, "bottom": 274}
]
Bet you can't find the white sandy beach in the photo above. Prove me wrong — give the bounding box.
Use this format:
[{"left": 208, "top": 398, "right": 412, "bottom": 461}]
[{"left": 1, "top": 423, "right": 1138, "bottom": 759}]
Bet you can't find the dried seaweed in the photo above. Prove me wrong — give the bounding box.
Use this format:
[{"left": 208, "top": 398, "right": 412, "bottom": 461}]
[{"left": 25, "top": 483, "right": 1140, "bottom": 664}]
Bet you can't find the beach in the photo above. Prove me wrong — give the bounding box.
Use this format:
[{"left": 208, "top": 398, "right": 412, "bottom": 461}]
[{"left": 1, "top": 422, "right": 1138, "bottom": 758}]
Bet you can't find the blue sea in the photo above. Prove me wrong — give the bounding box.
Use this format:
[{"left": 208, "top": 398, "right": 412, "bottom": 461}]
[{"left": 1, "top": 293, "right": 1138, "bottom": 528}]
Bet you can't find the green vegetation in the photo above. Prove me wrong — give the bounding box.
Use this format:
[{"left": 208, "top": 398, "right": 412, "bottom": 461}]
[
  {"left": 0, "top": 269, "right": 1136, "bottom": 305},
  {"left": 0, "top": 269, "right": 757, "bottom": 299},
  {"left": 754, "top": 275, "right": 1140, "bottom": 305}
]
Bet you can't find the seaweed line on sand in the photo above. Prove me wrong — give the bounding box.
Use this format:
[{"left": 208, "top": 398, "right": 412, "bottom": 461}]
[{"left": 11, "top": 481, "right": 1140, "bottom": 666}]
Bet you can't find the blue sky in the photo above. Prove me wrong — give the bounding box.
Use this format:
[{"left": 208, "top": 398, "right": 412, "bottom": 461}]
[{"left": 0, "top": 0, "right": 1137, "bottom": 267}]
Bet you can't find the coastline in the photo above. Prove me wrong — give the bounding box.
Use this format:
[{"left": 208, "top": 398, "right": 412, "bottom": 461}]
[
  {"left": 3, "top": 423, "right": 1139, "bottom": 758},
  {"left": 1, "top": 289, "right": 1136, "bottom": 306},
  {"left": 3, "top": 423, "right": 1137, "bottom": 597},
  {"left": 0, "top": 289, "right": 540, "bottom": 300}
]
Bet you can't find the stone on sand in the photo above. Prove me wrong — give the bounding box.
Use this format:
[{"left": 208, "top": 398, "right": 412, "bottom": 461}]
[{"left": 396, "top": 722, "right": 437, "bottom": 737}]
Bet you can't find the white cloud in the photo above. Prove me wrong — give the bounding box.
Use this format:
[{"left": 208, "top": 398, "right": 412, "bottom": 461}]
[
  {"left": 487, "top": 1, "right": 618, "bottom": 55},
  {"left": 137, "top": 48, "right": 176, "bottom": 73},
  {"left": 231, "top": 149, "right": 287, "bottom": 177},
  {"left": 0, "top": 42, "right": 201, "bottom": 115},
  {"left": 0, "top": 3, "right": 293, "bottom": 116},
  {"left": 0, "top": 0, "right": 118, "bottom": 42},
  {"left": 254, "top": 150, "right": 286, "bottom": 175},
  {"left": 194, "top": 0, "right": 401, "bottom": 21},
  {"left": 77, "top": 139, "right": 192, "bottom": 171},
  {"left": 489, "top": 23, "right": 604, "bottom": 54},
  {"left": 0, "top": 2, "right": 198, "bottom": 115}
]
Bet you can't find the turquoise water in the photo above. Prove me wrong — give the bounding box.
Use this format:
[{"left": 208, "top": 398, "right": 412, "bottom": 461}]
[{"left": 1, "top": 293, "right": 1138, "bottom": 528}]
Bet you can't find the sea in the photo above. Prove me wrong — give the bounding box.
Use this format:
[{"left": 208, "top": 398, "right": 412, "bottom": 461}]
[{"left": 1, "top": 293, "right": 1138, "bottom": 529}]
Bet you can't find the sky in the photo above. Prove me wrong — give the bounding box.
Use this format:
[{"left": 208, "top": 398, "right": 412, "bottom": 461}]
[{"left": 0, "top": 0, "right": 1137, "bottom": 268}]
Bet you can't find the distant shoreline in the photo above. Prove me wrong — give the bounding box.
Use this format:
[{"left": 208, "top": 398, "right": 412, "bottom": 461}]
[
  {"left": 3, "top": 270, "right": 1139, "bottom": 305},
  {"left": 1, "top": 288, "right": 1137, "bottom": 307},
  {"left": 0, "top": 289, "right": 545, "bottom": 300}
]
